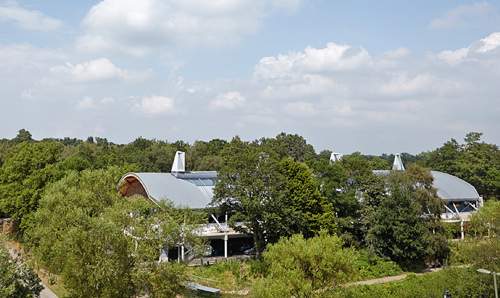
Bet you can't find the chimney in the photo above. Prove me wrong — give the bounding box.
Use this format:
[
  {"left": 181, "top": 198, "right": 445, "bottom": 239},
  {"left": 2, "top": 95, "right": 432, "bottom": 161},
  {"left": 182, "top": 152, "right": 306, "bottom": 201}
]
[
  {"left": 392, "top": 153, "right": 405, "bottom": 171},
  {"left": 171, "top": 151, "right": 185, "bottom": 173},
  {"left": 330, "top": 151, "right": 343, "bottom": 163}
]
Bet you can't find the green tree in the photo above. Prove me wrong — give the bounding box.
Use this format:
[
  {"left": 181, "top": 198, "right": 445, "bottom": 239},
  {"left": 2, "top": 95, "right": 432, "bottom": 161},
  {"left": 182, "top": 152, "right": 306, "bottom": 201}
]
[
  {"left": 27, "top": 167, "right": 125, "bottom": 273},
  {"left": 61, "top": 219, "right": 134, "bottom": 298},
  {"left": 12, "top": 129, "right": 33, "bottom": 143},
  {"left": 0, "top": 246, "right": 43, "bottom": 298},
  {"left": 419, "top": 132, "right": 500, "bottom": 199},
  {"left": 0, "top": 141, "right": 64, "bottom": 236},
  {"left": 214, "top": 138, "right": 334, "bottom": 256},
  {"left": 366, "top": 172, "right": 430, "bottom": 269},
  {"left": 253, "top": 233, "right": 356, "bottom": 297},
  {"left": 470, "top": 199, "right": 499, "bottom": 237}
]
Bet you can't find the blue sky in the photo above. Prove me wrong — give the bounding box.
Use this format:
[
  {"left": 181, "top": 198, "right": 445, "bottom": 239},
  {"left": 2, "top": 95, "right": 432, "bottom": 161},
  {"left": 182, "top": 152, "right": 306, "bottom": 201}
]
[{"left": 0, "top": 0, "right": 499, "bottom": 154}]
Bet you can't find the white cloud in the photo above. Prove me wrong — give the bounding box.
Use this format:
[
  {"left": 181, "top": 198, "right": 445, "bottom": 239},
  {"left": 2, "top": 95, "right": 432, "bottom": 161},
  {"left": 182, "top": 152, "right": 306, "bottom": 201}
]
[
  {"left": 380, "top": 74, "right": 435, "bottom": 96},
  {"left": 255, "top": 42, "right": 371, "bottom": 81},
  {"left": 77, "top": 96, "right": 116, "bottom": 110},
  {"left": 210, "top": 91, "right": 246, "bottom": 110},
  {"left": 430, "top": 2, "right": 496, "bottom": 29},
  {"left": 475, "top": 32, "right": 500, "bottom": 53},
  {"left": 0, "top": 2, "right": 62, "bottom": 31},
  {"left": 51, "top": 58, "right": 128, "bottom": 82},
  {"left": 437, "top": 48, "right": 469, "bottom": 65},
  {"left": 383, "top": 47, "right": 410, "bottom": 60},
  {"left": 136, "top": 95, "right": 175, "bottom": 115},
  {"left": 284, "top": 101, "right": 317, "bottom": 117},
  {"left": 77, "top": 0, "right": 302, "bottom": 54},
  {"left": 437, "top": 32, "right": 500, "bottom": 65}
]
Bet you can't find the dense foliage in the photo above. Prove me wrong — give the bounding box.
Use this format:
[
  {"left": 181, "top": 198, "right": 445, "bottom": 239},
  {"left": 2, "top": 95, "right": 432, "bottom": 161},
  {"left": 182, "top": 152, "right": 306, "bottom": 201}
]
[
  {"left": 0, "top": 129, "right": 498, "bottom": 296},
  {"left": 213, "top": 137, "right": 335, "bottom": 256},
  {"left": 418, "top": 132, "right": 500, "bottom": 199},
  {"left": 253, "top": 233, "right": 357, "bottom": 297},
  {"left": 0, "top": 245, "right": 43, "bottom": 298},
  {"left": 327, "top": 267, "right": 495, "bottom": 298}
]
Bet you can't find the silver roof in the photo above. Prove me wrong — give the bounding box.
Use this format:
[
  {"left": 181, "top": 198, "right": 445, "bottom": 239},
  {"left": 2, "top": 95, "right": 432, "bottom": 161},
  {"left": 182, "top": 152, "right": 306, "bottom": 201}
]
[
  {"left": 119, "top": 171, "right": 217, "bottom": 209},
  {"left": 373, "top": 170, "right": 480, "bottom": 201}
]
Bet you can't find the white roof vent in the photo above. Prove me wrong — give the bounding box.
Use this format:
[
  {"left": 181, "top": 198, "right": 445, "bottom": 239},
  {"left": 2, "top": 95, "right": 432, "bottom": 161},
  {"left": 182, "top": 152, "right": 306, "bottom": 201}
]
[
  {"left": 330, "top": 152, "right": 343, "bottom": 163},
  {"left": 171, "top": 151, "right": 186, "bottom": 173},
  {"left": 392, "top": 153, "right": 405, "bottom": 171}
]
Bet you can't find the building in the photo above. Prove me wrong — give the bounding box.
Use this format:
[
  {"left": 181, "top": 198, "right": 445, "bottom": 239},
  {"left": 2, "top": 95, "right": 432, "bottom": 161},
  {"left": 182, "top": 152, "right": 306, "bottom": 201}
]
[
  {"left": 373, "top": 154, "right": 483, "bottom": 223},
  {"left": 117, "top": 151, "right": 252, "bottom": 262}
]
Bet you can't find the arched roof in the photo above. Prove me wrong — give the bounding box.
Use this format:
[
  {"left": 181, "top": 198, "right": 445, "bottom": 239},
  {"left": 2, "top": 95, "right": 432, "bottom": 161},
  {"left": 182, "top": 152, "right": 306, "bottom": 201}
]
[
  {"left": 430, "top": 171, "right": 480, "bottom": 201},
  {"left": 372, "top": 170, "right": 480, "bottom": 201},
  {"left": 118, "top": 172, "right": 216, "bottom": 209}
]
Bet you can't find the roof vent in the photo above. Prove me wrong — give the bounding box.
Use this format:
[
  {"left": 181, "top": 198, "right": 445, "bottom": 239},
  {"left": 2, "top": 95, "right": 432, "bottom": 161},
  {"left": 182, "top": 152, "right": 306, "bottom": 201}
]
[
  {"left": 171, "top": 151, "right": 186, "bottom": 173},
  {"left": 330, "top": 152, "right": 343, "bottom": 163},
  {"left": 392, "top": 153, "right": 405, "bottom": 171}
]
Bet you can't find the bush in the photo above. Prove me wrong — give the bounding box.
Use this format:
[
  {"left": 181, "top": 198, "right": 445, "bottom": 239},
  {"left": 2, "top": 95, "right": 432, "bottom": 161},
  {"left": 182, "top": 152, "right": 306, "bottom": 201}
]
[
  {"left": 189, "top": 260, "right": 256, "bottom": 291},
  {"left": 0, "top": 246, "right": 43, "bottom": 298},
  {"left": 352, "top": 250, "right": 402, "bottom": 280},
  {"left": 252, "top": 232, "right": 356, "bottom": 297},
  {"left": 327, "top": 267, "right": 494, "bottom": 298}
]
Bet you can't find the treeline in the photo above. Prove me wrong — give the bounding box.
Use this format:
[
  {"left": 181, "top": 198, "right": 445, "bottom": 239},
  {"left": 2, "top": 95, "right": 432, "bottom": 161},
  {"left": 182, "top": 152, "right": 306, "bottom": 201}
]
[{"left": 0, "top": 129, "right": 498, "bottom": 297}]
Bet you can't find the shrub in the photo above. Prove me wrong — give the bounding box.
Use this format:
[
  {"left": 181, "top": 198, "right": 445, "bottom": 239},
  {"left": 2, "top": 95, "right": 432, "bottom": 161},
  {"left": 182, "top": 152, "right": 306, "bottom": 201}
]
[
  {"left": 352, "top": 250, "right": 402, "bottom": 280},
  {"left": 327, "top": 267, "right": 494, "bottom": 298},
  {"left": 0, "top": 246, "right": 43, "bottom": 298},
  {"left": 252, "top": 232, "right": 356, "bottom": 297}
]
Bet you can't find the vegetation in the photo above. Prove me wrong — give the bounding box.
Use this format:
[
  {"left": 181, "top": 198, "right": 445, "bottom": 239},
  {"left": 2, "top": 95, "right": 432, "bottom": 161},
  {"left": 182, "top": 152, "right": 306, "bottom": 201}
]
[
  {"left": 252, "top": 233, "right": 357, "bottom": 297},
  {"left": 327, "top": 267, "right": 495, "bottom": 298},
  {"left": 0, "top": 245, "right": 43, "bottom": 298},
  {"left": 0, "top": 129, "right": 498, "bottom": 297}
]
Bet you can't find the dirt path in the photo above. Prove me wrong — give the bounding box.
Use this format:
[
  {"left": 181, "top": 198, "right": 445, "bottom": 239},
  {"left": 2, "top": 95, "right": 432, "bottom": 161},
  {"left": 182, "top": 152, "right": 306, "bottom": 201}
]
[{"left": 343, "top": 268, "right": 444, "bottom": 287}]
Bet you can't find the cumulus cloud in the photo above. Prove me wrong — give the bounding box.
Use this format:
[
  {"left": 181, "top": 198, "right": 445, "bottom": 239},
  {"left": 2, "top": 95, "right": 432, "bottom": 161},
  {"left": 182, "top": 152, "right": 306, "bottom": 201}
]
[
  {"left": 246, "top": 32, "right": 500, "bottom": 141},
  {"left": 430, "top": 2, "right": 497, "bottom": 29},
  {"left": 284, "top": 101, "right": 317, "bottom": 117},
  {"left": 77, "top": 0, "right": 302, "bottom": 54},
  {"left": 437, "top": 32, "right": 500, "bottom": 65},
  {"left": 255, "top": 42, "right": 371, "bottom": 81},
  {"left": 210, "top": 91, "right": 246, "bottom": 110},
  {"left": 135, "top": 95, "right": 175, "bottom": 115},
  {"left": 0, "top": 2, "right": 62, "bottom": 31},
  {"left": 51, "top": 58, "right": 128, "bottom": 82},
  {"left": 77, "top": 96, "right": 115, "bottom": 110}
]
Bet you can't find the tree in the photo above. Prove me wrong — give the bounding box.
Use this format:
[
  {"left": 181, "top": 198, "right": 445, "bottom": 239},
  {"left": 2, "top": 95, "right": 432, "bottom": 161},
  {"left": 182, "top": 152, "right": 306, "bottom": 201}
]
[
  {"left": 214, "top": 138, "right": 334, "bottom": 256},
  {"left": 0, "top": 141, "right": 64, "bottom": 236},
  {"left": 28, "top": 167, "right": 191, "bottom": 297},
  {"left": 260, "top": 132, "right": 316, "bottom": 162},
  {"left": 253, "top": 233, "right": 356, "bottom": 297},
  {"left": 61, "top": 219, "right": 134, "bottom": 298},
  {"left": 13, "top": 129, "right": 32, "bottom": 143},
  {"left": 470, "top": 199, "right": 499, "bottom": 237},
  {"left": 0, "top": 246, "right": 43, "bottom": 298},
  {"left": 419, "top": 132, "right": 500, "bottom": 199},
  {"left": 26, "top": 167, "right": 125, "bottom": 273},
  {"left": 366, "top": 172, "right": 431, "bottom": 269}
]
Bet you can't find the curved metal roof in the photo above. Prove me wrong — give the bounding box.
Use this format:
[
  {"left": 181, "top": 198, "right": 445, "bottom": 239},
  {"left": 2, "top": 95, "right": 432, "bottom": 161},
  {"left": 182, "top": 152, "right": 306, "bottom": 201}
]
[
  {"left": 118, "top": 172, "right": 216, "bottom": 209},
  {"left": 430, "top": 170, "right": 480, "bottom": 200},
  {"left": 372, "top": 170, "right": 480, "bottom": 201}
]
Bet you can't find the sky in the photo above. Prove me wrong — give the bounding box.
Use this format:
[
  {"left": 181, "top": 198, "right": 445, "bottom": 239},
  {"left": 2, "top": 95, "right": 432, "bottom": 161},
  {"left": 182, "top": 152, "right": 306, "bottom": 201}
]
[{"left": 0, "top": 0, "right": 499, "bottom": 154}]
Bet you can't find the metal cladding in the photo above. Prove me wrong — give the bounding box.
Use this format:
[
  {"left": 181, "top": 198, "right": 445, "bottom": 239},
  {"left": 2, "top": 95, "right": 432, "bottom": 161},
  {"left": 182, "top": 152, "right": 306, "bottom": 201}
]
[
  {"left": 392, "top": 153, "right": 405, "bottom": 171},
  {"left": 118, "top": 171, "right": 217, "bottom": 209}
]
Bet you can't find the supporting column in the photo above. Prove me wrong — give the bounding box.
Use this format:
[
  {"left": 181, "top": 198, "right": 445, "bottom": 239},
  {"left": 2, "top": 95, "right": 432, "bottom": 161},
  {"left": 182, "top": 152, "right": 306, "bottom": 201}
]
[
  {"left": 224, "top": 234, "right": 228, "bottom": 259},
  {"left": 224, "top": 212, "right": 229, "bottom": 259},
  {"left": 460, "top": 220, "right": 464, "bottom": 240}
]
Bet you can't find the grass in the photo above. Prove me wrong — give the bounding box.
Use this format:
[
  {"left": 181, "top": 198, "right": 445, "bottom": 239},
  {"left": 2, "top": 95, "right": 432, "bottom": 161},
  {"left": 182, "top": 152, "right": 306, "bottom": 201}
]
[
  {"left": 188, "top": 260, "right": 260, "bottom": 293},
  {"left": 325, "top": 267, "right": 494, "bottom": 298}
]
